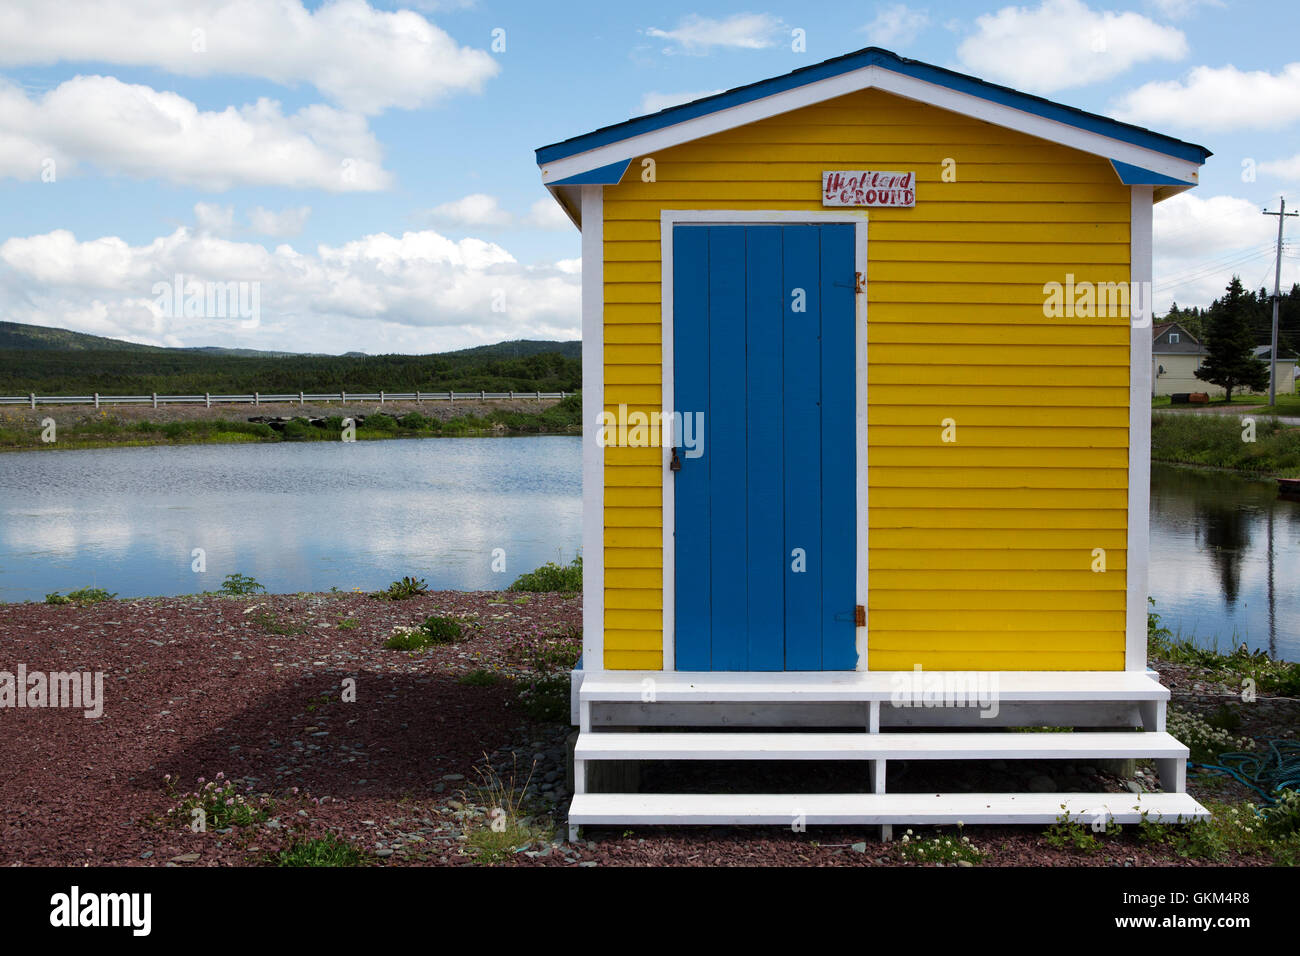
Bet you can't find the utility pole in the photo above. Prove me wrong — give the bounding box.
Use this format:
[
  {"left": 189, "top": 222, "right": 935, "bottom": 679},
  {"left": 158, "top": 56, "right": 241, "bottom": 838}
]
[{"left": 1262, "top": 197, "right": 1298, "bottom": 405}]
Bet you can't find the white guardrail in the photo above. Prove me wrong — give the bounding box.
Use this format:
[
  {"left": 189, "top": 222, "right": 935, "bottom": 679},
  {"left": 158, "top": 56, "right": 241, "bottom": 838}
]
[{"left": 0, "top": 391, "right": 570, "bottom": 408}]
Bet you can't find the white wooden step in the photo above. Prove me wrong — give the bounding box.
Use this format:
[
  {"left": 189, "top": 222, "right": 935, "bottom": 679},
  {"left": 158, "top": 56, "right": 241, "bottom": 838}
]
[
  {"left": 575, "top": 731, "right": 1188, "bottom": 762},
  {"left": 578, "top": 670, "right": 1169, "bottom": 704},
  {"left": 568, "top": 792, "right": 1209, "bottom": 827}
]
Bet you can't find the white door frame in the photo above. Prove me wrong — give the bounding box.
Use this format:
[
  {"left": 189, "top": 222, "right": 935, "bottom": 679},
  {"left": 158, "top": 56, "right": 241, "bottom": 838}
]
[{"left": 659, "top": 209, "right": 870, "bottom": 673}]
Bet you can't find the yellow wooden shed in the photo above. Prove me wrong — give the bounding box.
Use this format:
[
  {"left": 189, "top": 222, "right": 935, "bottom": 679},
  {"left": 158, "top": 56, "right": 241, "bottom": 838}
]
[{"left": 535, "top": 47, "right": 1213, "bottom": 839}]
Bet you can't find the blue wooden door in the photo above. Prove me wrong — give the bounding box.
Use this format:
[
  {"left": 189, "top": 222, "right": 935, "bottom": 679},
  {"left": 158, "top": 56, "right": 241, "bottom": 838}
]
[{"left": 673, "top": 223, "right": 857, "bottom": 671}]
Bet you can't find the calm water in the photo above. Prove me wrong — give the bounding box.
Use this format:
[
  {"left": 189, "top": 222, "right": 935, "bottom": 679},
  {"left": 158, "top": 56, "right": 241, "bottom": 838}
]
[
  {"left": 0, "top": 437, "right": 581, "bottom": 600},
  {"left": 1, "top": 441, "right": 1296, "bottom": 662},
  {"left": 1150, "top": 463, "right": 1300, "bottom": 661}
]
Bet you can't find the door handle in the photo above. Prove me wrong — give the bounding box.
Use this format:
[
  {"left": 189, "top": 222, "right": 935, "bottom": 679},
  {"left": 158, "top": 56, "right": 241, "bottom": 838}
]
[{"left": 670, "top": 447, "right": 682, "bottom": 472}]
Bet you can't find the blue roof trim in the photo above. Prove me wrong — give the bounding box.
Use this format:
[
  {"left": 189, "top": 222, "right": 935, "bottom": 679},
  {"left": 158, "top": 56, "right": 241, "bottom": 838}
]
[
  {"left": 549, "top": 159, "right": 632, "bottom": 186},
  {"left": 535, "top": 47, "right": 1211, "bottom": 168},
  {"left": 1109, "top": 159, "right": 1194, "bottom": 186}
]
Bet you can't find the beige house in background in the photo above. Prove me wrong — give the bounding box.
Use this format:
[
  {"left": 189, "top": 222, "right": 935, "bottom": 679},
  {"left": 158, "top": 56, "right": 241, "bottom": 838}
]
[{"left": 1151, "top": 322, "right": 1297, "bottom": 397}]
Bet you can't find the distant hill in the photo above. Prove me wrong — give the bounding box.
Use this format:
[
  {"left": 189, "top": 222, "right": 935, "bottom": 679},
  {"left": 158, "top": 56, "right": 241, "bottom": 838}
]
[
  {"left": 0, "top": 321, "right": 169, "bottom": 352},
  {"left": 446, "top": 340, "right": 582, "bottom": 361},
  {"left": 0, "top": 321, "right": 578, "bottom": 361},
  {"left": 0, "top": 321, "right": 582, "bottom": 395}
]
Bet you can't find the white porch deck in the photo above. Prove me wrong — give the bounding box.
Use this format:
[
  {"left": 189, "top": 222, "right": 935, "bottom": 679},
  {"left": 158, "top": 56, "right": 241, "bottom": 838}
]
[{"left": 567, "top": 669, "right": 1209, "bottom": 840}]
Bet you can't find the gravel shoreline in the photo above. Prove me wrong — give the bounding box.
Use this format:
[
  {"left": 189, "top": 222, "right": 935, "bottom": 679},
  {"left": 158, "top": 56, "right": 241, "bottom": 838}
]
[{"left": 0, "top": 591, "right": 1290, "bottom": 867}]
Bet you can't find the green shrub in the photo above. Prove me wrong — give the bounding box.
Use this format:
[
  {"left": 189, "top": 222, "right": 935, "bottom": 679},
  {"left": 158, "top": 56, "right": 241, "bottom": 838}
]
[
  {"left": 364, "top": 413, "right": 398, "bottom": 431},
  {"left": 382, "top": 614, "right": 470, "bottom": 651},
  {"left": 421, "top": 615, "right": 464, "bottom": 645},
  {"left": 898, "top": 825, "right": 986, "bottom": 864},
  {"left": 509, "top": 554, "right": 582, "bottom": 593},
  {"left": 165, "top": 772, "right": 272, "bottom": 830},
  {"left": 219, "top": 572, "right": 265, "bottom": 595},
  {"left": 398, "top": 411, "right": 434, "bottom": 430},
  {"left": 45, "top": 586, "right": 116, "bottom": 605},
  {"left": 1168, "top": 706, "right": 1254, "bottom": 763}
]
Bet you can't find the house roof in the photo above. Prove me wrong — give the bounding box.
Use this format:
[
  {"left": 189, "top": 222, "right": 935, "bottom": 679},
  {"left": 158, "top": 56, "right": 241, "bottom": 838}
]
[
  {"left": 1152, "top": 321, "right": 1203, "bottom": 353},
  {"left": 1254, "top": 345, "right": 1299, "bottom": 361},
  {"left": 535, "top": 46, "right": 1211, "bottom": 217}
]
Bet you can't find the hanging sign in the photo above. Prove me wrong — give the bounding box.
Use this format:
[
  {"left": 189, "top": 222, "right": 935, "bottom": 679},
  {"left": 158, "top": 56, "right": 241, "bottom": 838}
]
[{"left": 822, "top": 170, "right": 915, "bottom": 207}]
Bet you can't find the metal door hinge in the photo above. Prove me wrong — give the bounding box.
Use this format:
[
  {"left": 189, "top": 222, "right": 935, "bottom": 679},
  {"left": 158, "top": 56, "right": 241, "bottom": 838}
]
[{"left": 855, "top": 605, "right": 866, "bottom": 627}]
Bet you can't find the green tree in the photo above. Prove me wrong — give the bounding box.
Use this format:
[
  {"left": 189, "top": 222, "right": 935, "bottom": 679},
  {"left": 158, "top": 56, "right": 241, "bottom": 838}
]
[{"left": 1195, "top": 276, "right": 1268, "bottom": 401}]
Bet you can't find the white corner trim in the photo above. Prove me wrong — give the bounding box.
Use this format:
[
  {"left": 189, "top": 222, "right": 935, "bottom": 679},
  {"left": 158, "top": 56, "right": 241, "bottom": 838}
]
[
  {"left": 540, "top": 64, "right": 1201, "bottom": 187},
  {"left": 581, "top": 185, "right": 605, "bottom": 673},
  {"left": 1126, "top": 186, "right": 1154, "bottom": 672},
  {"left": 660, "top": 210, "right": 870, "bottom": 673}
]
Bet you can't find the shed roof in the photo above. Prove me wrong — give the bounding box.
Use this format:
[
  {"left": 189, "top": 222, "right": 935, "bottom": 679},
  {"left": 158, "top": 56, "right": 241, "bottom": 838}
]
[{"left": 536, "top": 46, "right": 1211, "bottom": 224}]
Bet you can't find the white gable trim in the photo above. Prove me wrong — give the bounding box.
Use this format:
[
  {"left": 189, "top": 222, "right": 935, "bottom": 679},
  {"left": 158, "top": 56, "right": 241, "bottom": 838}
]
[
  {"left": 1126, "top": 186, "right": 1154, "bottom": 672},
  {"left": 540, "top": 65, "right": 1201, "bottom": 188}
]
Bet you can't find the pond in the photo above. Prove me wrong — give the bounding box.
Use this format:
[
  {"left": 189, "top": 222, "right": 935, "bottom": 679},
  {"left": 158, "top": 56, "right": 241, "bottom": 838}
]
[{"left": 0, "top": 436, "right": 582, "bottom": 601}]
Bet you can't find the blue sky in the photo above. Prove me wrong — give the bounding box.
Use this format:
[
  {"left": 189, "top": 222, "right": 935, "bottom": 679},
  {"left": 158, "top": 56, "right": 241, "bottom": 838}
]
[{"left": 0, "top": 0, "right": 1296, "bottom": 353}]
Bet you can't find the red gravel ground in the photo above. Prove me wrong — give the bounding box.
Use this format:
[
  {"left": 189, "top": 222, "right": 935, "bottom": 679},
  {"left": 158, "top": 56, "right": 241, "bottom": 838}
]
[{"left": 0, "top": 591, "right": 1289, "bottom": 866}]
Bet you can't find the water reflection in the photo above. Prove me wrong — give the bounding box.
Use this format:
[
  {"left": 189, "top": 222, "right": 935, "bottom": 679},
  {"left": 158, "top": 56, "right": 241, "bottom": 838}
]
[{"left": 1150, "top": 464, "right": 1299, "bottom": 661}]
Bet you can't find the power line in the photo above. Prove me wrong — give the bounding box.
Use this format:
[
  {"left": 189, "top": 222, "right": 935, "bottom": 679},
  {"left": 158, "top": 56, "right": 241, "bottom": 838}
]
[{"left": 1263, "top": 197, "right": 1299, "bottom": 404}]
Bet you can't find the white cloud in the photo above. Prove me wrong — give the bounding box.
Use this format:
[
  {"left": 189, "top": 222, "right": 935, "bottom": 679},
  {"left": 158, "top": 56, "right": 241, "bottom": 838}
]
[
  {"left": 1260, "top": 156, "right": 1300, "bottom": 180},
  {"left": 1146, "top": 0, "right": 1224, "bottom": 18},
  {"left": 0, "top": 226, "right": 581, "bottom": 354},
  {"left": 249, "top": 206, "right": 313, "bottom": 238},
  {"left": 523, "top": 199, "right": 574, "bottom": 230},
  {"left": 956, "top": 0, "right": 1187, "bottom": 93},
  {"left": 1152, "top": 193, "right": 1284, "bottom": 308},
  {"left": 863, "top": 4, "right": 931, "bottom": 46},
  {"left": 428, "top": 193, "right": 514, "bottom": 229},
  {"left": 194, "top": 202, "right": 234, "bottom": 236},
  {"left": 0, "top": 75, "right": 389, "bottom": 191},
  {"left": 0, "top": 0, "right": 499, "bottom": 115},
  {"left": 1111, "top": 63, "right": 1300, "bottom": 132},
  {"left": 645, "top": 13, "right": 784, "bottom": 53},
  {"left": 638, "top": 89, "right": 725, "bottom": 114}
]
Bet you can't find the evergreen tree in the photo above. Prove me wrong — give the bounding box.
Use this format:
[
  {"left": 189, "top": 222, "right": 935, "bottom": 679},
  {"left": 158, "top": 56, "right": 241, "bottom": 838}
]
[{"left": 1195, "top": 276, "right": 1269, "bottom": 400}]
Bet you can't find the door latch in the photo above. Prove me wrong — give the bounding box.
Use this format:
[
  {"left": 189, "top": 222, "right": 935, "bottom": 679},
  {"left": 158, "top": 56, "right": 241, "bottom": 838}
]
[{"left": 669, "top": 447, "right": 682, "bottom": 472}]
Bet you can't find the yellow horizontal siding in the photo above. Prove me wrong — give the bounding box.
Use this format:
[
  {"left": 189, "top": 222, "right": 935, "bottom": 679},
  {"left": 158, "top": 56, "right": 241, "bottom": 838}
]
[{"left": 599, "top": 86, "right": 1131, "bottom": 670}]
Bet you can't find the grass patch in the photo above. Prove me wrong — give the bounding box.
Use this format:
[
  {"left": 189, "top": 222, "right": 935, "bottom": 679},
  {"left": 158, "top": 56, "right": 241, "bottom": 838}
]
[
  {"left": 1139, "top": 795, "right": 1300, "bottom": 864},
  {"left": 459, "top": 755, "right": 545, "bottom": 863},
  {"left": 383, "top": 614, "right": 472, "bottom": 651},
  {"left": 459, "top": 669, "right": 505, "bottom": 687},
  {"left": 508, "top": 625, "right": 582, "bottom": 722},
  {"left": 371, "top": 575, "right": 428, "bottom": 600},
  {"left": 1151, "top": 410, "right": 1300, "bottom": 476},
  {"left": 274, "top": 833, "right": 369, "bottom": 867},
  {"left": 1043, "top": 808, "right": 1120, "bottom": 854},
  {"left": 246, "top": 608, "right": 306, "bottom": 635}
]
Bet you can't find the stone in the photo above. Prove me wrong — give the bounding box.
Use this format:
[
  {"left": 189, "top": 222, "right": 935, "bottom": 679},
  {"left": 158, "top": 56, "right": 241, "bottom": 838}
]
[
  {"left": 376, "top": 848, "right": 394, "bottom": 858},
  {"left": 169, "top": 853, "right": 200, "bottom": 863},
  {"left": 850, "top": 842, "right": 867, "bottom": 853}
]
